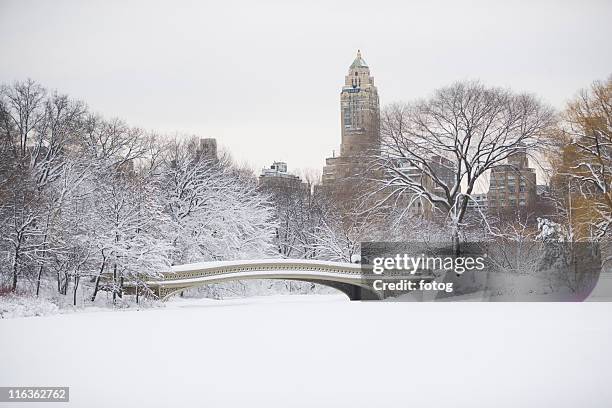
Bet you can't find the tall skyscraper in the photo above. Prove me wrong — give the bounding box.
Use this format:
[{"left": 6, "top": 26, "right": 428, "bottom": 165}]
[{"left": 322, "top": 50, "right": 380, "bottom": 196}]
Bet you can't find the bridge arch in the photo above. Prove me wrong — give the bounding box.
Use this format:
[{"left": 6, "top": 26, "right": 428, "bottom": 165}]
[
  {"left": 159, "top": 276, "right": 381, "bottom": 301},
  {"left": 136, "top": 259, "right": 384, "bottom": 301}
]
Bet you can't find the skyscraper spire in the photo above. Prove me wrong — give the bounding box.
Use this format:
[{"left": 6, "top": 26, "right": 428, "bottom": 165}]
[{"left": 350, "top": 49, "right": 368, "bottom": 68}]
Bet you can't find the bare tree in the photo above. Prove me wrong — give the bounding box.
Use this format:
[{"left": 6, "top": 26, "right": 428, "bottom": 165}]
[
  {"left": 375, "top": 81, "right": 555, "bottom": 248},
  {"left": 0, "top": 79, "right": 46, "bottom": 158}
]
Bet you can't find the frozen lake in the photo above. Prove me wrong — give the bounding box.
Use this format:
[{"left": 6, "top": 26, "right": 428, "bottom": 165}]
[{"left": 1, "top": 294, "right": 611, "bottom": 407}]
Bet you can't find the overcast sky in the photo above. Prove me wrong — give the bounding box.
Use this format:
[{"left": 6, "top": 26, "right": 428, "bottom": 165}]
[{"left": 1, "top": 0, "right": 611, "bottom": 174}]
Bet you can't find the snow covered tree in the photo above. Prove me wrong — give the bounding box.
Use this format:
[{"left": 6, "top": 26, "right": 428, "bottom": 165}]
[
  {"left": 161, "top": 139, "right": 275, "bottom": 265},
  {"left": 87, "top": 168, "right": 172, "bottom": 302},
  {"left": 261, "top": 175, "right": 329, "bottom": 260},
  {"left": 0, "top": 81, "right": 87, "bottom": 293}
]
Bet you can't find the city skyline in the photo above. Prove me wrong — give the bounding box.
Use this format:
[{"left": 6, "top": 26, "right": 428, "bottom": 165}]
[{"left": 1, "top": 0, "right": 611, "bottom": 174}]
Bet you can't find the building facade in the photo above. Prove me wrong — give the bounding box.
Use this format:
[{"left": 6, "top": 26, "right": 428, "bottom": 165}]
[
  {"left": 393, "top": 160, "right": 433, "bottom": 217},
  {"left": 467, "top": 193, "right": 488, "bottom": 211},
  {"left": 259, "top": 161, "right": 305, "bottom": 190},
  {"left": 322, "top": 50, "right": 380, "bottom": 193},
  {"left": 196, "top": 138, "right": 218, "bottom": 162},
  {"left": 487, "top": 147, "right": 537, "bottom": 211}
]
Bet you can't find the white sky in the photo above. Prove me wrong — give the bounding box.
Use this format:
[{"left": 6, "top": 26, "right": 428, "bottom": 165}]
[{"left": 1, "top": 0, "right": 611, "bottom": 176}]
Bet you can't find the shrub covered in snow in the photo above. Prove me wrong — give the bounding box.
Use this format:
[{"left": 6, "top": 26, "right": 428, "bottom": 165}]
[{"left": 0, "top": 294, "right": 59, "bottom": 319}]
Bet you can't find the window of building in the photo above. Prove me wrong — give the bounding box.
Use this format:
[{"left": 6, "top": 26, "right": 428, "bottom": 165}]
[{"left": 343, "top": 108, "right": 351, "bottom": 127}]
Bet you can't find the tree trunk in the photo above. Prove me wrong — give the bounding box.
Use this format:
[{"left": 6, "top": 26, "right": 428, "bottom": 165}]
[
  {"left": 91, "top": 260, "right": 106, "bottom": 302},
  {"left": 11, "top": 263, "right": 18, "bottom": 292},
  {"left": 91, "top": 276, "right": 101, "bottom": 302},
  {"left": 61, "top": 272, "right": 69, "bottom": 295},
  {"left": 73, "top": 275, "right": 80, "bottom": 306},
  {"left": 11, "top": 250, "right": 20, "bottom": 292},
  {"left": 35, "top": 264, "right": 44, "bottom": 296},
  {"left": 452, "top": 226, "right": 461, "bottom": 256},
  {"left": 112, "top": 264, "right": 117, "bottom": 304},
  {"left": 36, "top": 215, "right": 51, "bottom": 297},
  {"left": 118, "top": 277, "right": 124, "bottom": 299}
]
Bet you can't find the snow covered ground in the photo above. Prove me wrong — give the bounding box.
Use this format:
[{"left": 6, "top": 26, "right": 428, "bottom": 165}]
[{"left": 1, "top": 294, "right": 611, "bottom": 407}]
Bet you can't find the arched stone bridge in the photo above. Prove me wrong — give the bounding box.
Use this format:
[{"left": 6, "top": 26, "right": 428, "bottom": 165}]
[{"left": 128, "top": 259, "right": 431, "bottom": 301}]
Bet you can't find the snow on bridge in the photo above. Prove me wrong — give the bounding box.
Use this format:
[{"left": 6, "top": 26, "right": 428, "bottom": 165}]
[{"left": 129, "top": 259, "right": 431, "bottom": 301}]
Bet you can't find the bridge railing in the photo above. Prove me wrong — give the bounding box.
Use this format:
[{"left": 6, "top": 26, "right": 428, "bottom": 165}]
[{"left": 158, "top": 260, "right": 367, "bottom": 282}]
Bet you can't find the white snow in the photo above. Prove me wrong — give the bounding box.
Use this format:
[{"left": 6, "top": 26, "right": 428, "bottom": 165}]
[{"left": 1, "top": 295, "right": 611, "bottom": 408}]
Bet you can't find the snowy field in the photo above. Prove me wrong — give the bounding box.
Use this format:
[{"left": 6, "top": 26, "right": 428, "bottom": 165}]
[{"left": 1, "top": 295, "right": 612, "bottom": 408}]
